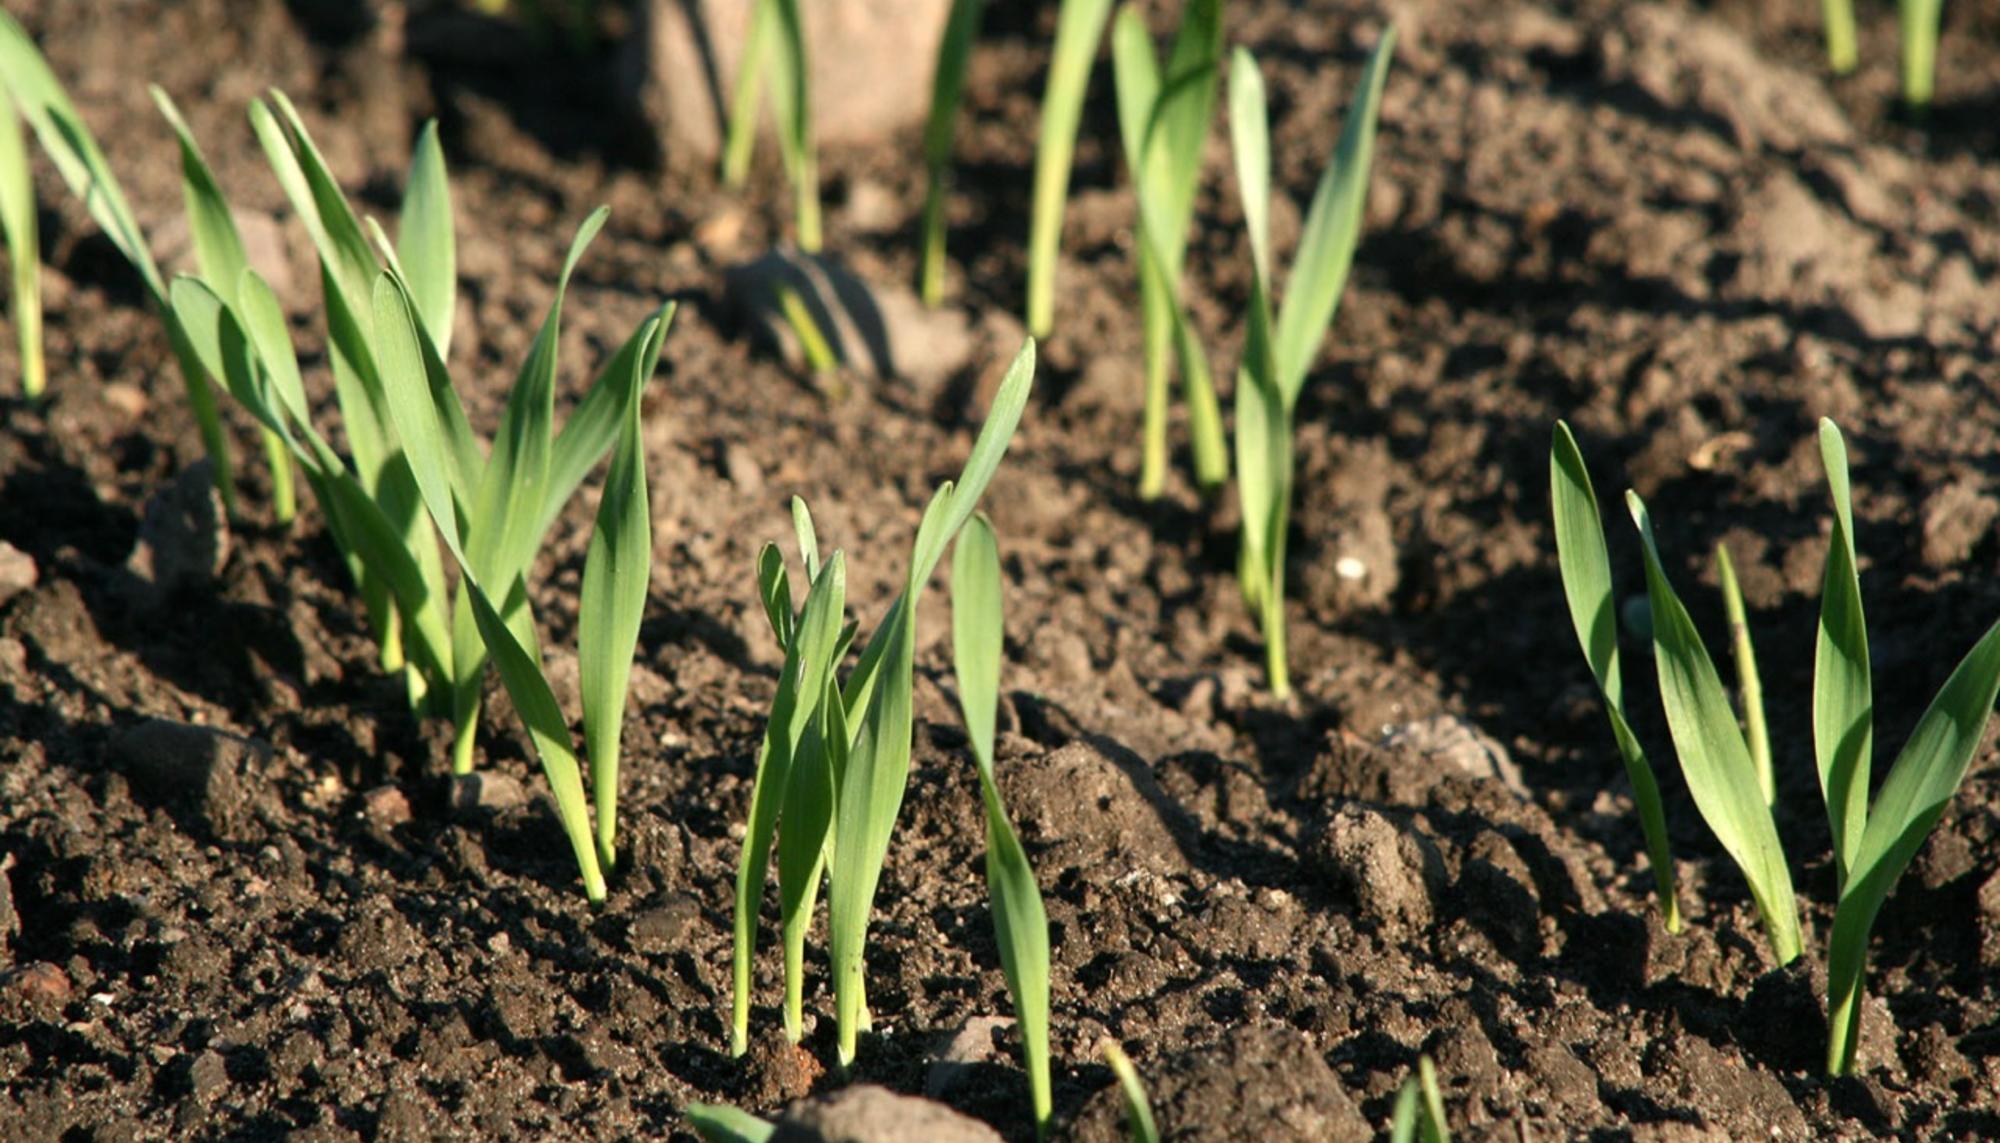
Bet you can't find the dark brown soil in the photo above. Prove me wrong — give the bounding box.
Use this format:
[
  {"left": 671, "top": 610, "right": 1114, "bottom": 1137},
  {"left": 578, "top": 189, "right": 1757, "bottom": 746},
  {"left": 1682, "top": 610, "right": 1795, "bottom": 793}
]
[{"left": 5, "top": 0, "right": 2000, "bottom": 1139}]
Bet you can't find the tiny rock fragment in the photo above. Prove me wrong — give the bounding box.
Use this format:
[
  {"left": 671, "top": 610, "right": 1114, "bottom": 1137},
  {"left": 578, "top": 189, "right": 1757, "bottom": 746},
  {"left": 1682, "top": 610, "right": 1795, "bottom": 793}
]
[
  {"left": 0, "top": 542, "right": 38, "bottom": 608},
  {"left": 101, "top": 382, "right": 148, "bottom": 419},
  {"left": 721, "top": 441, "right": 765, "bottom": 494},
  {"left": 926, "top": 1015, "right": 1014, "bottom": 1098},
  {"left": 770, "top": 1084, "right": 1003, "bottom": 1143},
  {"left": 449, "top": 772, "right": 528, "bottom": 819},
  {"left": 11, "top": 961, "right": 72, "bottom": 1008},
  {"left": 359, "top": 785, "right": 412, "bottom": 829},
  {"left": 626, "top": 893, "right": 700, "bottom": 954},
  {"left": 1379, "top": 714, "right": 1527, "bottom": 797},
  {"left": 126, "top": 461, "right": 230, "bottom": 602},
  {"left": 1306, "top": 804, "right": 1444, "bottom": 933}
]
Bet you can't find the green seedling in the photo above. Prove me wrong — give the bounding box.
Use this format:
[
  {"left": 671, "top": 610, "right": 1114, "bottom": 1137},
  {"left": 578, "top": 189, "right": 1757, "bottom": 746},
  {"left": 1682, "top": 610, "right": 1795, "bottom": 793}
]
[
  {"left": 0, "top": 79, "right": 42, "bottom": 399},
  {"left": 1587, "top": 418, "right": 2000, "bottom": 1075},
  {"left": 686, "top": 1103, "right": 774, "bottom": 1143},
  {"left": 153, "top": 89, "right": 296, "bottom": 523},
  {"left": 1388, "top": 1055, "right": 1449, "bottom": 1143},
  {"left": 731, "top": 340, "right": 1036, "bottom": 1066},
  {"left": 0, "top": 13, "right": 234, "bottom": 508},
  {"left": 1716, "top": 541, "right": 1773, "bottom": 805},
  {"left": 1112, "top": 0, "right": 1225, "bottom": 498},
  {"left": 950, "top": 513, "right": 1052, "bottom": 1135},
  {"left": 1024, "top": 0, "right": 1114, "bottom": 337},
  {"left": 721, "top": 0, "right": 820, "bottom": 251},
  {"left": 1228, "top": 34, "right": 1395, "bottom": 698},
  {"left": 1822, "top": 0, "right": 1858, "bottom": 75},
  {"left": 1550, "top": 423, "right": 1681, "bottom": 932},
  {"left": 1099, "top": 1038, "right": 1159, "bottom": 1143},
  {"left": 1820, "top": 0, "right": 1943, "bottom": 113},
  {"left": 919, "top": 0, "right": 984, "bottom": 307}
]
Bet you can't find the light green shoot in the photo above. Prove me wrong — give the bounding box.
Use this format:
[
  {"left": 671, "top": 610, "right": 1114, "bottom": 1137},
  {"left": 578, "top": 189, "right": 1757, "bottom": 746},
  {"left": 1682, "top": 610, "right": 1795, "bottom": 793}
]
[
  {"left": 722, "top": 0, "right": 820, "bottom": 251},
  {"left": 1900, "top": 0, "right": 1942, "bottom": 113},
  {"left": 1626, "top": 489, "right": 1804, "bottom": 964},
  {"left": 152, "top": 88, "right": 296, "bottom": 523},
  {"left": 374, "top": 266, "right": 671, "bottom": 903},
  {"left": 1822, "top": 0, "right": 1858, "bottom": 74},
  {"left": 0, "top": 80, "right": 42, "bottom": 399},
  {"left": 1388, "top": 1055, "right": 1449, "bottom": 1143},
  {"left": 1112, "top": 0, "right": 1225, "bottom": 499},
  {"left": 0, "top": 13, "right": 234, "bottom": 509},
  {"left": 1100, "top": 1038, "right": 1159, "bottom": 1143},
  {"left": 1715, "top": 541, "right": 1772, "bottom": 806},
  {"left": 729, "top": 341, "right": 1036, "bottom": 1065},
  {"left": 919, "top": 0, "right": 984, "bottom": 307},
  {"left": 950, "top": 514, "right": 1052, "bottom": 1136},
  {"left": 1549, "top": 423, "right": 1680, "bottom": 932},
  {"left": 1228, "top": 34, "right": 1395, "bottom": 697},
  {"left": 1024, "top": 0, "right": 1113, "bottom": 337},
  {"left": 1608, "top": 418, "right": 2000, "bottom": 1074},
  {"left": 686, "top": 1103, "right": 775, "bottom": 1143}
]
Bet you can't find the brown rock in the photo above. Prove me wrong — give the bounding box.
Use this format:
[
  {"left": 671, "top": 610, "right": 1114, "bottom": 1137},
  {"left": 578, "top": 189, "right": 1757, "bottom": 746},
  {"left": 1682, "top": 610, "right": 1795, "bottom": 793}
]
[{"left": 770, "top": 1084, "right": 1001, "bottom": 1143}]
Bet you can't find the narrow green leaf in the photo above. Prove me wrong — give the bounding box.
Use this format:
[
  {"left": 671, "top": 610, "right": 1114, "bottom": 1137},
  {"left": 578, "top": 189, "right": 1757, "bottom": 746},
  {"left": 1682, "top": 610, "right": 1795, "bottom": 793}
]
[
  {"left": 1716, "top": 541, "right": 1772, "bottom": 807},
  {"left": 398, "top": 120, "right": 456, "bottom": 363},
  {"left": 579, "top": 340, "right": 654, "bottom": 872},
  {"left": 765, "top": 0, "right": 819, "bottom": 251},
  {"left": 686, "top": 1103, "right": 775, "bottom": 1143},
  {"left": 1827, "top": 614, "right": 2000, "bottom": 1074},
  {"left": 756, "top": 543, "right": 795, "bottom": 651},
  {"left": 919, "top": 0, "right": 983, "bottom": 305},
  {"left": 1814, "top": 419, "right": 1872, "bottom": 888},
  {"left": 1549, "top": 423, "right": 1679, "bottom": 930},
  {"left": 1101, "top": 1040, "right": 1160, "bottom": 1143},
  {"left": 1389, "top": 1077, "right": 1421, "bottom": 1143},
  {"left": 541, "top": 302, "right": 675, "bottom": 542},
  {"left": 1024, "top": 0, "right": 1114, "bottom": 337},
  {"left": 0, "top": 80, "right": 41, "bottom": 398},
  {"left": 1228, "top": 48, "right": 1272, "bottom": 290},
  {"left": 259, "top": 91, "right": 378, "bottom": 319},
  {"left": 1417, "top": 1056, "right": 1451, "bottom": 1143},
  {"left": 952, "top": 515, "right": 1052, "bottom": 1134},
  {"left": 152, "top": 88, "right": 248, "bottom": 309},
  {"left": 371, "top": 272, "right": 467, "bottom": 562},
  {"left": 792, "top": 496, "right": 821, "bottom": 583},
  {"left": 1271, "top": 27, "right": 1395, "bottom": 406},
  {"left": 1627, "top": 491, "right": 1801, "bottom": 963},
  {"left": 720, "top": 0, "right": 775, "bottom": 188},
  {"left": 908, "top": 338, "right": 1036, "bottom": 586}
]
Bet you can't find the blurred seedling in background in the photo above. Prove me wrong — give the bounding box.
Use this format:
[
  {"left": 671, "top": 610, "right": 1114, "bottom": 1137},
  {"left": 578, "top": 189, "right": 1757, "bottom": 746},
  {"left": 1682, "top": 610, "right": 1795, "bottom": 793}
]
[
  {"left": 1024, "top": 0, "right": 1113, "bottom": 337},
  {"left": 721, "top": 0, "right": 820, "bottom": 251}
]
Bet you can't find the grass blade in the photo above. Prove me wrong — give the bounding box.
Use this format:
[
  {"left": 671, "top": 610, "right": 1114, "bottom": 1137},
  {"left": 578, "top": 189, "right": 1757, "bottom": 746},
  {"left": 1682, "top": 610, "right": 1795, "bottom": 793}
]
[
  {"left": 1549, "top": 423, "right": 1680, "bottom": 930},
  {"left": 953, "top": 515, "right": 1052, "bottom": 1134},
  {"left": 720, "top": 0, "right": 775, "bottom": 188},
  {"left": 920, "top": 0, "right": 983, "bottom": 306},
  {"left": 1024, "top": 0, "right": 1113, "bottom": 337},
  {"left": 686, "top": 1103, "right": 775, "bottom": 1143},
  {"left": 542, "top": 303, "right": 675, "bottom": 541},
  {"left": 1827, "top": 615, "right": 2000, "bottom": 1073},
  {"left": 1822, "top": 0, "right": 1857, "bottom": 73},
  {"left": 1814, "top": 419, "right": 1872, "bottom": 889},
  {"left": 1899, "top": 0, "right": 1942, "bottom": 113},
  {"left": 398, "top": 121, "right": 456, "bottom": 363},
  {"left": 1627, "top": 491, "right": 1801, "bottom": 963},
  {"left": 578, "top": 318, "right": 660, "bottom": 872},
  {"left": 1100, "top": 1039, "right": 1160, "bottom": 1143},
  {"left": 0, "top": 80, "right": 43, "bottom": 399},
  {"left": 765, "top": 0, "right": 819, "bottom": 251},
  {"left": 1271, "top": 27, "right": 1394, "bottom": 405},
  {"left": 1716, "top": 541, "right": 1772, "bottom": 806}
]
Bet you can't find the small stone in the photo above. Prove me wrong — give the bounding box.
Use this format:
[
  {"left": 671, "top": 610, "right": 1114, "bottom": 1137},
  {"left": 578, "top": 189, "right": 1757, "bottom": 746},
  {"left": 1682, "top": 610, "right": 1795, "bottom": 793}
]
[
  {"left": 1378, "top": 715, "right": 1527, "bottom": 797},
  {"left": 0, "top": 542, "right": 37, "bottom": 608},
  {"left": 109, "top": 718, "right": 272, "bottom": 842},
  {"left": 926, "top": 1015, "right": 1013, "bottom": 1098},
  {"left": 126, "top": 461, "right": 230, "bottom": 602},
  {"left": 101, "top": 382, "right": 148, "bottom": 419},
  {"left": 1306, "top": 805, "right": 1444, "bottom": 934},
  {"left": 187, "top": 1049, "right": 229, "bottom": 1101},
  {"left": 11, "top": 961, "right": 70, "bottom": 1007},
  {"left": 449, "top": 772, "right": 528, "bottom": 819},
  {"left": 842, "top": 178, "right": 901, "bottom": 234},
  {"left": 626, "top": 894, "right": 700, "bottom": 953},
  {"left": 770, "top": 1084, "right": 1003, "bottom": 1143},
  {"left": 721, "top": 442, "right": 765, "bottom": 494},
  {"left": 359, "top": 785, "right": 412, "bottom": 829},
  {"left": 1920, "top": 478, "right": 1999, "bottom": 570}
]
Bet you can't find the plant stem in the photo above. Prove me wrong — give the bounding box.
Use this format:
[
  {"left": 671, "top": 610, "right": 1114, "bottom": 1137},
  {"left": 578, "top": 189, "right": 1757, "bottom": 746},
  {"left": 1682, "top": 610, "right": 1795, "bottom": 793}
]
[
  {"left": 1899, "top": 0, "right": 1942, "bottom": 114},
  {"left": 1137, "top": 244, "right": 1172, "bottom": 499},
  {"left": 920, "top": 173, "right": 950, "bottom": 308},
  {"left": 1716, "top": 542, "right": 1772, "bottom": 806},
  {"left": 451, "top": 699, "right": 481, "bottom": 776},
  {"left": 262, "top": 427, "right": 296, "bottom": 524},
  {"left": 1025, "top": 0, "right": 1112, "bottom": 337},
  {"left": 1823, "top": 0, "right": 1858, "bottom": 74},
  {"left": 721, "top": 0, "right": 774, "bottom": 188}
]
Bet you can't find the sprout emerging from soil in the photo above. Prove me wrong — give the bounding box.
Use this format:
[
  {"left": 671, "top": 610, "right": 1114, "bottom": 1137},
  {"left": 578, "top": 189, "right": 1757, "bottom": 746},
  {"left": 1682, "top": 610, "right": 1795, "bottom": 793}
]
[
  {"left": 1586, "top": 417, "right": 2000, "bottom": 1076},
  {"left": 722, "top": 0, "right": 821, "bottom": 252},
  {"left": 1899, "top": 0, "right": 1943, "bottom": 112},
  {"left": 0, "top": 13, "right": 236, "bottom": 510},
  {"left": 1822, "top": 0, "right": 1858, "bottom": 75},
  {"left": 1389, "top": 1055, "right": 1450, "bottom": 1143},
  {"left": 0, "top": 79, "right": 42, "bottom": 401},
  {"left": 686, "top": 1101, "right": 774, "bottom": 1143},
  {"left": 1112, "top": 0, "right": 1226, "bottom": 499},
  {"left": 1099, "top": 1038, "right": 1159, "bottom": 1143},
  {"left": 920, "top": 0, "right": 984, "bottom": 307},
  {"left": 950, "top": 513, "right": 1052, "bottom": 1135},
  {"left": 1228, "top": 31, "right": 1395, "bottom": 698},
  {"left": 731, "top": 341, "right": 1037, "bottom": 1066},
  {"left": 1025, "top": 0, "right": 1114, "bottom": 338}
]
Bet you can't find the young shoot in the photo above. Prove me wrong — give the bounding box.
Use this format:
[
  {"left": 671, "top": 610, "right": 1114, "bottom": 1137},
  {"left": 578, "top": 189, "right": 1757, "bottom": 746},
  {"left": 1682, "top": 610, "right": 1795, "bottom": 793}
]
[
  {"left": 919, "top": 0, "right": 984, "bottom": 307},
  {"left": 730, "top": 341, "right": 1037, "bottom": 1066},
  {"left": 1024, "top": 0, "right": 1113, "bottom": 337},
  {"left": 1388, "top": 1055, "right": 1450, "bottom": 1143},
  {"left": 721, "top": 0, "right": 821, "bottom": 251},
  {"left": 1228, "top": 33, "right": 1395, "bottom": 697},
  {"left": 1099, "top": 1039, "right": 1159, "bottom": 1143},
  {"left": 1112, "top": 0, "right": 1225, "bottom": 498},
  {"left": 950, "top": 513, "right": 1052, "bottom": 1135},
  {"left": 0, "top": 79, "right": 42, "bottom": 399}
]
